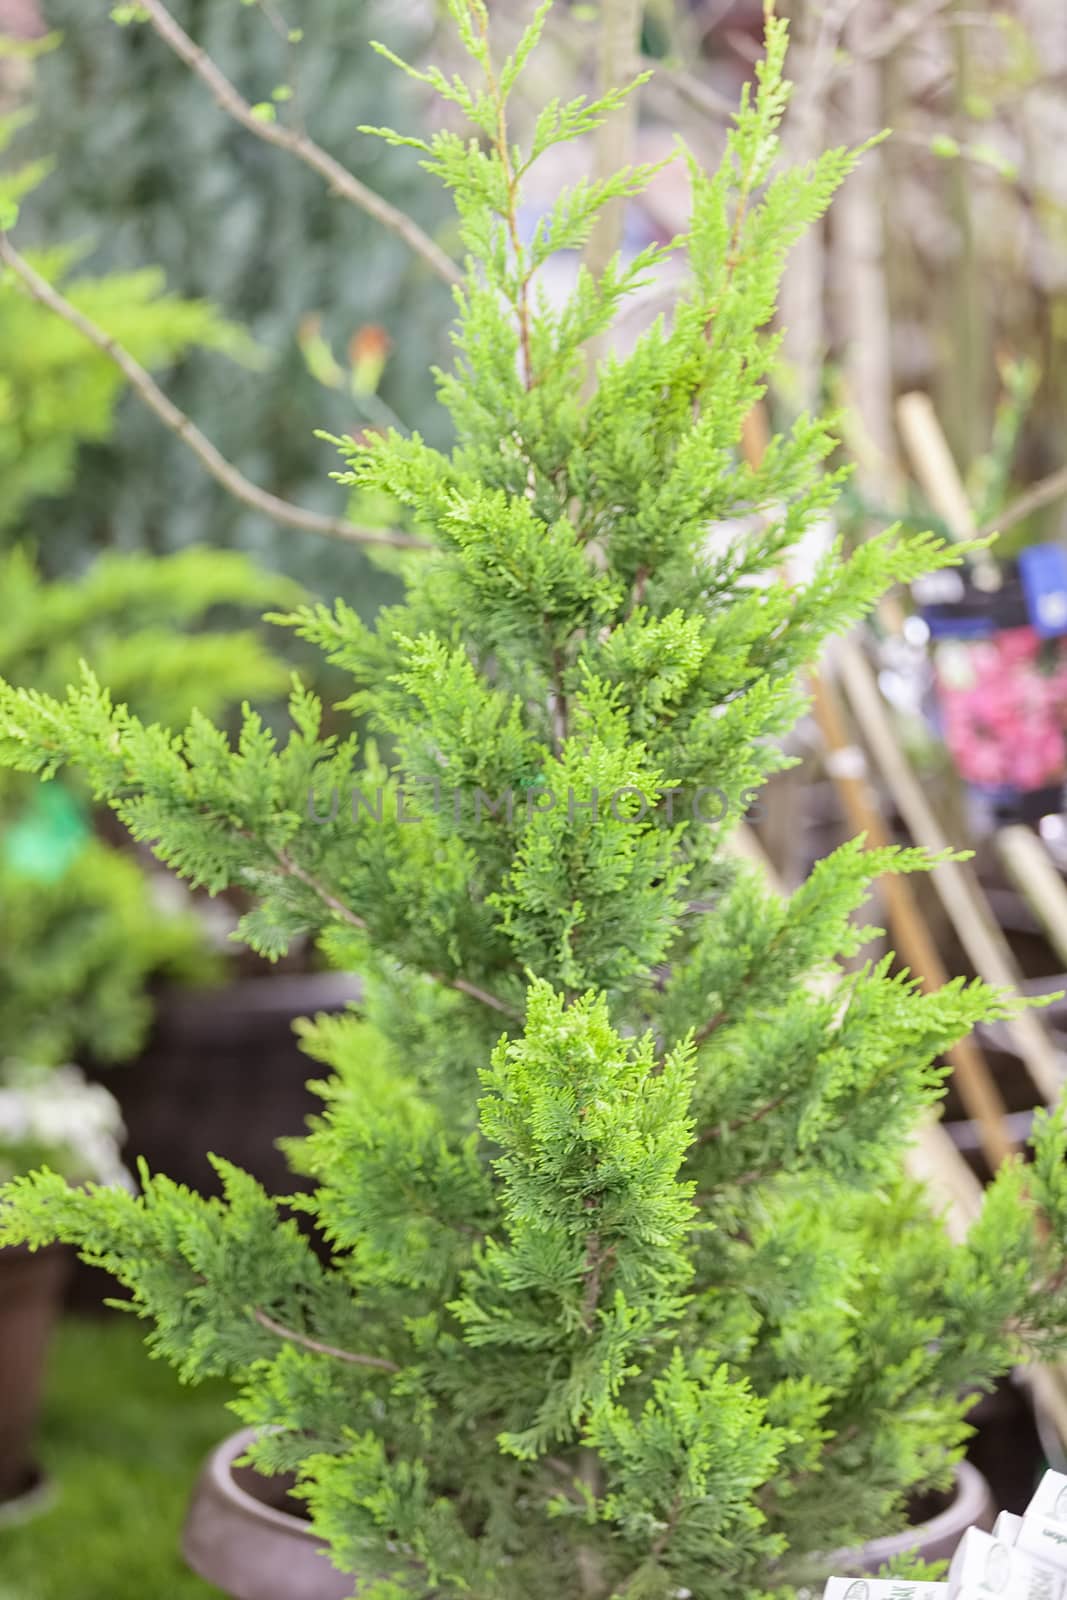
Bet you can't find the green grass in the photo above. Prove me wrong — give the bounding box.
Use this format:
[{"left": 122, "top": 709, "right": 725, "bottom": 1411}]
[{"left": 0, "top": 1315, "right": 231, "bottom": 1599}]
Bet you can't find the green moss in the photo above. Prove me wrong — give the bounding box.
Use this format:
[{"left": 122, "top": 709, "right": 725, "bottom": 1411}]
[{"left": 0, "top": 1315, "right": 230, "bottom": 1599}]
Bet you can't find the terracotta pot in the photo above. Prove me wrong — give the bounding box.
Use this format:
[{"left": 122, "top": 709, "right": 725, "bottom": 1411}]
[
  {"left": 186, "top": 1433, "right": 995, "bottom": 1598},
  {"left": 183, "top": 1428, "right": 353, "bottom": 1600},
  {"left": 838, "top": 1460, "right": 995, "bottom": 1574},
  {"left": 0, "top": 1243, "right": 68, "bottom": 1505}
]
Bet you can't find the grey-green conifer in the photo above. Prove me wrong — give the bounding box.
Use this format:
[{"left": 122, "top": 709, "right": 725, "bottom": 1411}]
[{"left": 2, "top": 7, "right": 1066, "bottom": 1597}]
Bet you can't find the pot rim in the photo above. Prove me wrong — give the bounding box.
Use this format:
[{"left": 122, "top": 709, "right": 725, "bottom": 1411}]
[
  {"left": 204, "top": 1431, "right": 989, "bottom": 1578},
  {"left": 850, "top": 1459, "right": 992, "bottom": 1564},
  {"left": 201, "top": 1426, "right": 321, "bottom": 1542},
  {"left": 0, "top": 1466, "right": 54, "bottom": 1529}
]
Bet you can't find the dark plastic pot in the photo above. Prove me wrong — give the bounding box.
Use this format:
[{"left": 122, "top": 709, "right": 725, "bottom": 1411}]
[
  {"left": 836, "top": 1460, "right": 995, "bottom": 1574},
  {"left": 71, "top": 972, "right": 365, "bottom": 1309},
  {"left": 0, "top": 1243, "right": 68, "bottom": 1506},
  {"left": 183, "top": 1428, "right": 353, "bottom": 1600},
  {"left": 99, "top": 972, "right": 364, "bottom": 1197}
]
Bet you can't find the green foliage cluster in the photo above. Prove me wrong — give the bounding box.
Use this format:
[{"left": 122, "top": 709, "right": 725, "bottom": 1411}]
[
  {"left": 9, "top": 0, "right": 454, "bottom": 593},
  {"left": 0, "top": 115, "right": 250, "bottom": 538},
  {"left": 3, "top": 8, "right": 1067, "bottom": 1597},
  {"left": 0, "top": 543, "right": 300, "bottom": 1070}
]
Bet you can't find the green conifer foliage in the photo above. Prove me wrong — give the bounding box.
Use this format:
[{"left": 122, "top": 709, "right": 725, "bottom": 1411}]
[{"left": 3, "top": 8, "right": 1067, "bottom": 1596}]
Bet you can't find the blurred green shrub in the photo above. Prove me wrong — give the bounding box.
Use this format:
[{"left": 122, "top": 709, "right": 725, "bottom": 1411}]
[
  {"left": 10, "top": 0, "right": 454, "bottom": 594},
  {"left": 0, "top": 541, "right": 302, "bottom": 1069}
]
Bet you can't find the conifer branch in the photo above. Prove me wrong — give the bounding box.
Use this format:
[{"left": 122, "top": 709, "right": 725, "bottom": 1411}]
[
  {"left": 644, "top": 58, "right": 735, "bottom": 121},
  {"left": 132, "top": 0, "right": 462, "bottom": 289},
  {"left": 251, "top": 1307, "right": 400, "bottom": 1372},
  {"left": 475, "top": 8, "right": 533, "bottom": 388},
  {"left": 270, "top": 846, "right": 519, "bottom": 1018},
  {"left": 0, "top": 235, "right": 430, "bottom": 552}
]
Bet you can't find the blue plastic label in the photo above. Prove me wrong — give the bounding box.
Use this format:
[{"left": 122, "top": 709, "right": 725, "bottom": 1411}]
[{"left": 1019, "top": 543, "right": 1067, "bottom": 637}]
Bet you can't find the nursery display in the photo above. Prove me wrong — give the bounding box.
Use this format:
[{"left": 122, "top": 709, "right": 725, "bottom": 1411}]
[
  {"left": 0, "top": 1315, "right": 231, "bottom": 1596},
  {"left": 7, "top": 5, "right": 1067, "bottom": 1598},
  {"left": 0, "top": 541, "right": 299, "bottom": 1074}
]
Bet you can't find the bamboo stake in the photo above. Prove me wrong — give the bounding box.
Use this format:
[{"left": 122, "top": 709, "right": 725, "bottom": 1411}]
[
  {"left": 897, "top": 390, "right": 999, "bottom": 586},
  {"left": 840, "top": 635, "right": 1062, "bottom": 1103},
  {"left": 997, "top": 826, "right": 1067, "bottom": 973}
]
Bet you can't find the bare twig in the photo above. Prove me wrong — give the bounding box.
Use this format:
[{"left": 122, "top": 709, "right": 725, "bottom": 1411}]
[
  {"left": 978, "top": 464, "right": 1067, "bottom": 540},
  {"left": 0, "top": 234, "right": 429, "bottom": 552},
  {"left": 252, "top": 1307, "right": 400, "bottom": 1372},
  {"left": 135, "top": 0, "right": 461, "bottom": 288},
  {"left": 643, "top": 56, "right": 735, "bottom": 122},
  {"left": 851, "top": 0, "right": 953, "bottom": 63}
]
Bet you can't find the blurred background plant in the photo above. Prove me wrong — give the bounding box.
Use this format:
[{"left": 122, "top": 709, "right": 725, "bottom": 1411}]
[
  {"left": 3, "top": 0, "right": 454, "bottom": 602},
  {"left": 0, "top": 539, "right": 300, "bottom": 1092},
  {"left": 0, "top": 132, "right": 303, "bottom": 1125}
]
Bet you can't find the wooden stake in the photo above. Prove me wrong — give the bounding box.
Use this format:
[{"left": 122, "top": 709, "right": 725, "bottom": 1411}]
[{"left": 997, "top": 825, "right": 1067, "bottom": 974}]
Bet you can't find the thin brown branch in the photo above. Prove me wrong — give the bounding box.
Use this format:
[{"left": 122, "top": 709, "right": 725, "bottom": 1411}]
[
  {"left": 252, "top": 1307, "right": 400, "bottom": 1372},
  {"left": 446, "top": 974, "right": 521, "bottom": 1020},
  {"left": 851, "top": 0, "right": 953, "bottom": 63},
  {"left": 691, "top": 1009, "right": 726, "bottom": 1052},
  {"left": 272, "top": 848, "right": 369, "bottom": 930},
  {"left": 978, "top": 465, "right": 1067, "bottom": 541},
  {"left": 611, "top": 1492, "right": 682, "bottom": 1596},
  {"left": 135, "top": 0, "right": 461, "bottom": 288},
  {"left": 0, "top": 234, "right": 430, "bottom": 552},
  {"left": 696, "top": 1089, "right": 791, "bottom": 1148},
  {"left": 576, "top": 1448, "right": 606, "bottom": 1599},
  {"left": 580, "top": 1231, "right": 606, "bottom": 1333},
  {"left": 643, "top": 57, "right": 735, "bottom": 121}
]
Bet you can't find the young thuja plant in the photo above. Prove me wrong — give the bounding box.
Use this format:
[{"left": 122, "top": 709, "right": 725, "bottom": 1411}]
[{"left": 2, "top": 6, "right": 1067, "bottom": 1596}]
